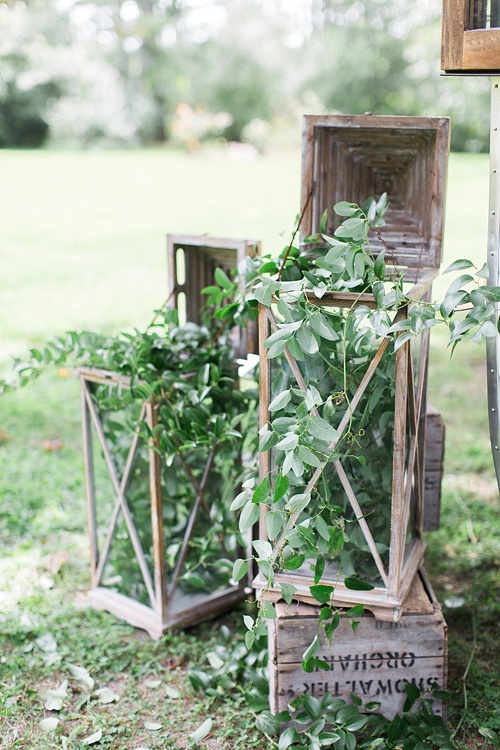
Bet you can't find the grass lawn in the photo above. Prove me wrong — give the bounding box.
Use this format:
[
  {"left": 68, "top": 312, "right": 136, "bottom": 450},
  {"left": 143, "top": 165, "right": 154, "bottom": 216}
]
[{"left": 0, "top": 148, "right": 499, "bottom": 749}]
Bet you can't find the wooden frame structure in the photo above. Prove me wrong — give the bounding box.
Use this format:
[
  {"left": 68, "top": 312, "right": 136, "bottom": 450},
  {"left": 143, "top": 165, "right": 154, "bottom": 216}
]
[
  {"left": 253, "top": 115, "right": 450, "bottom": 622},
  {"left": 79, "top": 365, "right": 249, "bottom": 639},
  {"left": 442, "top": 0, "right": 500, "bottom": 73},
  {"left": 255, "top": 274, "right": 436, "bottom": 622},
  {"left": 167, "top": 234, "right": 260, "bottom": 357}
]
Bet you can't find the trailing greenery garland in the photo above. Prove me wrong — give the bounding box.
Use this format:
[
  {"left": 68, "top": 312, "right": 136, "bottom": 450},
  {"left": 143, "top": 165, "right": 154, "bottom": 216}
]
[{"left": 223, "top": 195, "right": 500, "bottom": 659}]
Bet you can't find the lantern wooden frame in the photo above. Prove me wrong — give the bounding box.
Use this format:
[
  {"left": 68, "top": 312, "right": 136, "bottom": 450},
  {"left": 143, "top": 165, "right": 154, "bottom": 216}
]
[
  {"left": 442, "top": 0, "right": 500, "bottom": 73},
  {"left": 80, "top": 366, "right": 250, "bottom": 639},
  {"left": 254, "top": 272, "right": 436, "bottom": 622},
  {"left": 253, "top": 114, "right": 450, "bottom": 622}
]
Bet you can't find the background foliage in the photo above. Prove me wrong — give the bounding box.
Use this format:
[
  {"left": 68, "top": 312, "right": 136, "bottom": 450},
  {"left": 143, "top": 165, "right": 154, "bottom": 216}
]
[{"left": 0, "top": 0, "right": 491, "bottom": 151}]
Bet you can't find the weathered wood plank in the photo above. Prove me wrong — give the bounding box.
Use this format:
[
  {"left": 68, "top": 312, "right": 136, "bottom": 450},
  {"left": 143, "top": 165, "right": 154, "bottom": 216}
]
[{"left": 268, "top": 572, "right": 447, "bottom": 719}]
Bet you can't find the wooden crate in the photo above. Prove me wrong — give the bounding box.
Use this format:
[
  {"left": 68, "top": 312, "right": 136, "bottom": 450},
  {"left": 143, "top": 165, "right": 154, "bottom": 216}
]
[
  {"left": 268, "top": 570, "right": 447, "bottom": 720},
  {"left": 167, "top": 234, "right": 260, "bottom": 356},
  {"left": 300, "top": 115, "right": 450, "bottom": 275},
  {"left": 423, "top": 407, "right": 445, "bottom": 532}
]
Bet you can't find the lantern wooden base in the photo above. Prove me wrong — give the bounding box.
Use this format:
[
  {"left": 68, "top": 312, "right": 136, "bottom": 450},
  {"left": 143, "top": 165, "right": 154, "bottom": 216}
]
[
  {"left": 89, "top": 585, "right": 249, "bottom": 640},
  {"left": 268, "top": 569, "right": 447, "bottom": 720},
  {"left": 254, "top": 538, "right": 426, "bottom": 623}
]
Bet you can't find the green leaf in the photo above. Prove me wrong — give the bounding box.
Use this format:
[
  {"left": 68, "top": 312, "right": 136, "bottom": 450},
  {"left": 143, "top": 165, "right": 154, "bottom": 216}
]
[
  {"left": 232, "top": 558, "right": 248, "bottom": 582},
  {"left": 314, "top": 556, "right": 325, "bottom": 585},
  {"left": 283, "top": 553, "right": 305, "bottom": 570},
  {"left": 278, "top": 727, "right": 300, "bottom": 750},
  {"left": 334, "top": 201, "right": 359, "bottom": 217},
  {"left": 314, "top": 515, "right": 330, "bottom": 541},
  {"left": 310, "top": 584, "right": 334, "bottom": 604},
  {"left": 446, "top": 273, "right": 475, "bottom": 296},
  {"left": 320, "top": 208, "right": 329, "bottom": 233},
  {"left": 273, "top": 472, "right": 290, "bottom": 503},
  {"left": 297, "top": 445, "right": 323, "bottom": 468},
  {"left": 189, "top": 718, "right": 213, "bottom": 742},
  {"left": 253, "top": 539, "right": 272, "bottom": 559},
  {"left": 266, "top": 510, "right": 283, "bottom": 540},
  {"left": 214, "top": 267, "right": 232, "bottom": 290},
  {"left": 442, "top": 258, "right": 475, "bottom": 274},
  {"left": 269, "top": 389, "right": 291, "bottom": 412},
  {"left": 243, "top": 615, "right": 254, "bottom": 631},
  {"left": 344, "top": 577, "right": 375, "bottom": 591},
  {"left": 302, "top": 635, "right": 320, "bottom": 662},
  {"left": 252, "top": 477, "right": 270, "bottom": 504},
  {"left": 256, "top": 710, "right": 284, "bottom": 736},
  {"left": 239, "top": 501, "right": 260, "bottom": 533},
  {"left": 296, "top": 325, "right": 320, "bottom": 354},
  {"left": 307, "top": 415, "right": 338, "bottom": 443},
  {"left": 479, "top": 728, "right": 500, "bottom": 747},
  {"left": 334, "top": 216, "right": 368, "bottom": 242},
  {"left": 280, "top": 582, "right": 296, "bottom": 604},
  {"left": 275, "top": 433, "right": 299, "bottom": 451},
  {"left": 309, "top": 313, "right": 339, "bottom": 341},
  {"left": 230, "top": 491, "right": 248, "bottom": 511},
  {"left": 245, "top": 630, "right": 255, "bottom": 650},
  {"left": 346, "top": 604, "right": 365, "bottom": 617}
]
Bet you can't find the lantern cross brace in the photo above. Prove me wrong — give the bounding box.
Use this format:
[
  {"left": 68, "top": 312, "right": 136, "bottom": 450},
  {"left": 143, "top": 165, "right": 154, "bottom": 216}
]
[
  {"left": 82, "top": 383, "right": 157, "bottom": 609},
  {"left": 263, "top": 297, "right": 426, "bottom": 592}
]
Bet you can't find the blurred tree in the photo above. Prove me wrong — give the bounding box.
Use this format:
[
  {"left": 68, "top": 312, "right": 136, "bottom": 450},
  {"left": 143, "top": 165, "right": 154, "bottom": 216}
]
[{"left": 0, "top": 0, "right": 68, "bottom": 147}]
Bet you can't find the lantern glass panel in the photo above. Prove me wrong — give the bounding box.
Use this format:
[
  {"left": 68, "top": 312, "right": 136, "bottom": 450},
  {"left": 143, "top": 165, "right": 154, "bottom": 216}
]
[{"left": 266, "top": 302, "right": 400, "bottom": 587}]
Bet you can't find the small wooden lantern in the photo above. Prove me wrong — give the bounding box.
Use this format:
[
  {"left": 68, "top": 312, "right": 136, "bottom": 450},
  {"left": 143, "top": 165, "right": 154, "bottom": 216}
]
[
  {"left": 80, "top": 236, "right": 259, "bottom": 638},
  {"left": 254, "top": 115, "right": 450, "bottom": 622},
  {"left": 442, "top": 0, "right": 500, "bottom": 73}
]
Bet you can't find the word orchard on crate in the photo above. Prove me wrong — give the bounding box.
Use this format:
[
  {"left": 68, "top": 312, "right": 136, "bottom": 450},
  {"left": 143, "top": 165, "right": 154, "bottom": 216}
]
[{"left": 268, "top": 571, "right": 447, "bottom": 719}]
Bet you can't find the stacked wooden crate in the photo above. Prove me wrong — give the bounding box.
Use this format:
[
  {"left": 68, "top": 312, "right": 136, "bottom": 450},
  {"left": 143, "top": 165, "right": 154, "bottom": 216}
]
[{"left": 261, "top": 114, "right": 450, "bottom": 717}]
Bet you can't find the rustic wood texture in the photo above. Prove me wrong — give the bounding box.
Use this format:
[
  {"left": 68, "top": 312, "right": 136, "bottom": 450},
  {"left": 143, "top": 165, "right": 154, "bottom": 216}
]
[
  {"left": 79, "top": 368, "right": 248, "bottom": 638},
  {"left": 268, "top": 571, "right": 447, "bottom": 720},
  {"left": 300, "top": 115, "right": 450, "bottom": 271},
  {"left": 167, "top": 234, "right": 260, "bottom": 356},
  {"left": 441, "top": 0, "right": 500, "bottom": 72},
  {"left": 423, "top": 407, "right": 446, "bottom": 531}
]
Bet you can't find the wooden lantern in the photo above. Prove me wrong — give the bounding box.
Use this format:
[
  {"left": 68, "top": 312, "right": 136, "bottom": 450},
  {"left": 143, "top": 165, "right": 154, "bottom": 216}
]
[
  {"left": 254, "top": 115, "right": 450, "bottom": 622},
  {"left": 80, "top": 235, "right": 259, "bottom": 638},
  {"left": 442, "top": 0, "right": 500, "bottom": 73}
]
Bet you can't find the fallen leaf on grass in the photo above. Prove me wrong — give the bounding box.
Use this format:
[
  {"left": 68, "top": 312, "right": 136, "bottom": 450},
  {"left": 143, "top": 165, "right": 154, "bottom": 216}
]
[
  {"left": 94, "top": 687, "right": 119, "bottom": 704},
  {"left": 45, "top": 680, "right": 69, "bottom": 711},
  {"left": 82, "top": 729, "right": 102, "bottom": 745},
  {"left": 42, "top": 438, "right": 64, "bottom": 452},
  {"left": 57, "top": 368, "right": 71, "bottom": 378},
  {"left": 164, "top": 684, "right": 180, "bottom": 699},
  {"left": 144, "top": 679, "right": 162, "bottom": 689},
  {"left": 144, "top": 721, "right": 162, "bottom": 731},
  {"left": 0, "top": 431, "right": 10, "bottom": 443},
  {"left": 46, "top": 550, "right": 69, "bottom": 575},
  {"left": 189, "top": 718, "right": 213, "bottom": 743},
  {"left": 39, "top": 718, "right": 59, "bottom": 732},
  {"left": 68, "top": 664, "right": 94, "bottom": 690}
]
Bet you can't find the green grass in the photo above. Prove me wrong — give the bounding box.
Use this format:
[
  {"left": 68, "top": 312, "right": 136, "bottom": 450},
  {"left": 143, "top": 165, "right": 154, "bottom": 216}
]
[{"left": 1, "top": 148, "right": 499, "bottom": 749}]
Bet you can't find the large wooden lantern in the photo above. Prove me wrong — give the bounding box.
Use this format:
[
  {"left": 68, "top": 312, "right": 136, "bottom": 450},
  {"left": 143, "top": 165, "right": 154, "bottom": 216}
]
[
  {"left": 254, "top": 115, "right": 450, "bottom": 622},
  {"left": 81, "top": 236, "right": 258, "bottom": 638},
  {"left": 442, "top": 0, "right": 500, "bottom": 73}
]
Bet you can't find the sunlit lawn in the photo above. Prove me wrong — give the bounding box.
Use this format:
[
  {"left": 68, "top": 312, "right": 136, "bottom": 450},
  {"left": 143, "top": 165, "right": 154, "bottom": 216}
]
[{"left": 0, "top": 147, "right": 498, "bottom": 748}]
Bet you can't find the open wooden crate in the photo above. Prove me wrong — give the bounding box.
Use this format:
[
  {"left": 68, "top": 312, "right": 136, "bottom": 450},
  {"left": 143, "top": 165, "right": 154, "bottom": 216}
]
[
  {"left": 253, "top": 115, "right": 450, "bottom": 622},
  {"left": 167, "top": 234, "right": 260, "bottom": 356}
]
